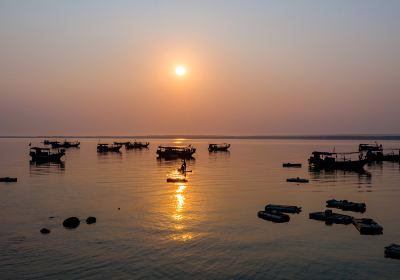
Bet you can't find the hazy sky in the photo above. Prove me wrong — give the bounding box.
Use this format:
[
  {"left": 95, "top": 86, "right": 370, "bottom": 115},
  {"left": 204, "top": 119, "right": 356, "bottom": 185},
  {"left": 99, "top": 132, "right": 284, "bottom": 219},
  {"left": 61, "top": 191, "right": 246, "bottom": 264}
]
[{"left": 1, "top": 0, "right": 399, "bottom": 136}]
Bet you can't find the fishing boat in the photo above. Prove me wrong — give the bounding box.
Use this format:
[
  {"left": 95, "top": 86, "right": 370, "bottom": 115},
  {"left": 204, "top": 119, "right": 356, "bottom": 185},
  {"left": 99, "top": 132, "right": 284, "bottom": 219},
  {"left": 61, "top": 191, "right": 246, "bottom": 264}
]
[
  {"left": 265, "top": 204, "right": 302, "bottom": 214},
  {"left": 0, "top": 177, "right": 17, "bottom": 182},
  {"left": 385, "top": 244, "right": 400, "bottom": 259},
  {"left": 167, "top": 178, "right": 188, "bottom": 183},
  {"left": 326, "top": 199, "right": 366, "bottom": 213},
  {"left": 282, "top": 163, "right": 302, "bottom": 168},
  {"left": 359, "top": 143, "right": 384, "bottom": 161},
  {"left": 352, "top": 218, "right": 383, "bottom": 235},
  {"left": 113, "top": 141, "right": 130, "bottom": 146},
  {"left": 359, "top": 143, "right": 400, "bottom": 161},
  {"left": 287, "top": 177, "right": 309, "bottom": 183},
  {"left": 156, "top": 145, "right": 196, "bottom": 159},
  {"left": 29, "top": 147, "right": 65, "bottom": 162},
  {"left": 208, "top": 143, "right": 230, "bottom": 152},
  {"left": 308, "top": 151, "right": 368, "bottom": 170},
  {"left": 51, "top": 140, "right": 80, "bottom": 148},
  {"left": 126, "top": 141, "right": 150, "bottom": 149},
  {"left": 43, "top": 140, "right": 60, "bottom": 146},
  {"left": 257, "top": 210, "right": 290, "bottom": 223},
  {"left": 97, "top": 143, "right": 122, "bottom": 153},
  {"left": 309, "top": 209, "right": 353, "bottom": 224}
]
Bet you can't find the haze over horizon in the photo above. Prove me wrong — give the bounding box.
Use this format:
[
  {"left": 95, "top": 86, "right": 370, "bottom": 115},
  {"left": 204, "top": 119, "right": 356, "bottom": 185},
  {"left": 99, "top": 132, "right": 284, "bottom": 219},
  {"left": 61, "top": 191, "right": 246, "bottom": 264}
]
[{"left": 1, "top": 0, "right": 400, "bottom": 136}]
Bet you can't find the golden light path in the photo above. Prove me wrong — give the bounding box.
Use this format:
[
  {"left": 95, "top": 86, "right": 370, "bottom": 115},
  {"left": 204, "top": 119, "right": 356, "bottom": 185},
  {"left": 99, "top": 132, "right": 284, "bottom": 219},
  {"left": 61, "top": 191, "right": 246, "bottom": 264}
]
[{"left": 171, "top": 181, "right": 193, "bottom": 241}]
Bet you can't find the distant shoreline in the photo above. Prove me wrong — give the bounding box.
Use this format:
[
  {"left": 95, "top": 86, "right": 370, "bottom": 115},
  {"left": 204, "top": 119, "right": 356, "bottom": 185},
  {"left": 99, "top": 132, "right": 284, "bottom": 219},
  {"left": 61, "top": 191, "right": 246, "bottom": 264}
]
[{"left": 1, "top": 135, "right": 400, "bottom": 140}]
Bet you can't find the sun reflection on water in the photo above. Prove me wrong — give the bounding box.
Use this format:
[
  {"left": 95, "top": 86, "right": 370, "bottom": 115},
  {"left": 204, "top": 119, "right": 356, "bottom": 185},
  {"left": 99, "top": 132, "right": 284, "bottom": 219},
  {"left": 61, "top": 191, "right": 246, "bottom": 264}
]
[{"left": 170, "top": 182, "right": 194, "bottom": 241}]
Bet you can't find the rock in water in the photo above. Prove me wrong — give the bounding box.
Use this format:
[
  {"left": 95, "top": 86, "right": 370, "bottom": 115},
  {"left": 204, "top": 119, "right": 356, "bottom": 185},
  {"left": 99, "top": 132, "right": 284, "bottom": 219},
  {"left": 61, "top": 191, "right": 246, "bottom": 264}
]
[
  {"left": 40, "top": 228, "right": 50, "bottom": 234},
  {"left": 62, "top": 217, "right": 80, "bottom": 229},
  {"left": 86, "top": 216, "right": 96, "bottom": 224}
]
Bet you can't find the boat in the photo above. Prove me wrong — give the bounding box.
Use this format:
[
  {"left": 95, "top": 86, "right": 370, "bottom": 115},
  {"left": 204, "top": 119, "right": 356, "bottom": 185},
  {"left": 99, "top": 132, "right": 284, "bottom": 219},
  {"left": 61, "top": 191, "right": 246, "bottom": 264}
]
[
  {"left": 309, "top": 209, "right": 353, "bottom": 224},
  {"left": 257, "top": 210, "right": 290, "bottom": 223},
  {"left": 97, "top": 143, "right": 122, "bottom": 153},
  {"left": 282, "top": 163, "right": 302, "bottom": 168},
  {"left": 359, "top": 143, "right": 400, "bottom": 162},
  {"left": 43, "top": 140, "right": 60, "bottom": 145},
  {"left": 287, "top": 177, "right": 309, "bottom": 183},
  {"left": 166, "top": 178, "right": 188, "bottom": 183},
  {"left": 308, "top": 151, "right": 368, "bottom": 170},
  {"left": 385, "top": 244, "right": 400, "bottom": 259},
  {"left": 156, "top": 145, "right": 196, "bottom": 159},
  {"left": 126, "top": 141, "right": 150, "bottom": 149},
  {"left": 51, "top": 140, "right": 80, "bottom": 148},
  {"left": 352, "top": 218, "right": 383, "bottom": 235},
  {"left": 29, "top": 147, "right": 65, "bottom": 162},
  {"left": 265, "top": 204, "right": 302, "bottom": 214},
  {"left": 359, "top": 143, "right": 384, "bottom": 161},
  {"left": 0, "top": 177, "right": 17, "bottom": 182},
  {"left": 208, "top": 143, "right": 230, "bottom": 152},
  {"left": 326, "top": 199, "right": 366, "bottom": 213}
]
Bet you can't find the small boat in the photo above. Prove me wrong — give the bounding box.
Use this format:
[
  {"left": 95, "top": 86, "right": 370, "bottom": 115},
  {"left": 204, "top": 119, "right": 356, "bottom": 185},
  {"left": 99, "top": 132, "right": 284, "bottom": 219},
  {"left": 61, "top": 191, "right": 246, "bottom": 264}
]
[
  {"left": 51, "top": 140, "right": 80, "bottom": 148},
  {"left": 114, "top": 141, "right": 130, "bottom": 146},
  {"left": 381, "top": 150, "right": 400, "bottom": 161},
  {"left": 43, "top": 140, "right": 60, "bottom": 145},
  {"left": 385, "top": 244, "right": 400, "bottom": 259},
  {"left": 282, "top": 163, "right": 302, "bottom": 168},
  {"left": 359, "top": 143, "right": 384, "bottom": 161},
  {"left": 352, "top": 218, "right": 383, "bottom": 235},
  {"left": 309, "top": 151, "right": 368, "bottom": 170},
  {"left": 208, "top": 143, "right": 230, "bottom": 152},
  {"left": 29, "top": 147, "right": 65, "bottom": 162},
  {"left": 97, "top": 143, "right": 122, "bottom": 153},
  {"left": 309, "top": 209, "right": 353, "bottom": 224},
  {"left": 287, "top": 177, "right": 309, "bottom": 183},
  {"left": 167, "top": 178, "right": 188, "bottom": 183},
  {"left": 126, "top": 141, "right": 150, "bottom": 149},
  {"left": 157, "top": 146, "right": 196, "bottom": 159},
  {"left": 0, "top": 177, "right": 17, "bottom": 182},
  {"left": 326, "top": 199, "right": 366, "bottom": 213},
  {"left": 265, "top": 204, "right": 302, "bottom": 214},
  {"left": 257, "top": 210, "right": 290, "bottom": 223}
]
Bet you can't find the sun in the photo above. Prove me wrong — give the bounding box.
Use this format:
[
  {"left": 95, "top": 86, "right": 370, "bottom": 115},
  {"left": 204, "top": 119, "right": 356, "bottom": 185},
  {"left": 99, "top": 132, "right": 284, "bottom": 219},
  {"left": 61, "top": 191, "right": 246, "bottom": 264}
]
[{"left": 175, "top": 65, "right": 186, "bottom": 76}]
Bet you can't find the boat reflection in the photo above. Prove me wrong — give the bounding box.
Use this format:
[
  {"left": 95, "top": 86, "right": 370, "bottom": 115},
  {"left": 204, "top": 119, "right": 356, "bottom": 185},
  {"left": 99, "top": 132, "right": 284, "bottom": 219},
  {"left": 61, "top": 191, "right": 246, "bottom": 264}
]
[{"left": 29, "top": 160, "right": 65, "bottom": 175}]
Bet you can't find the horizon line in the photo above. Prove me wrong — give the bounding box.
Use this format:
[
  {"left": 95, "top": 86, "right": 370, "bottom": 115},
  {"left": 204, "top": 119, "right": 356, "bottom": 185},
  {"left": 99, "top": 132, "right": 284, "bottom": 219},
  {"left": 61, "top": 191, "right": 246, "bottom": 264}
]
[{"left": 1, "top": 134, "right": 400, "bottom": 140}]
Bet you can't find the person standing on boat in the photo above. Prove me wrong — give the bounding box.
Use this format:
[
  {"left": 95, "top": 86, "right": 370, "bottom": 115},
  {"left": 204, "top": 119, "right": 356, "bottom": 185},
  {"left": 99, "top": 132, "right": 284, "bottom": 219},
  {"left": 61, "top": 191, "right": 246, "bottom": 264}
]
[{"left": 181, "top": 159, "right": 187, "bottom": 173}]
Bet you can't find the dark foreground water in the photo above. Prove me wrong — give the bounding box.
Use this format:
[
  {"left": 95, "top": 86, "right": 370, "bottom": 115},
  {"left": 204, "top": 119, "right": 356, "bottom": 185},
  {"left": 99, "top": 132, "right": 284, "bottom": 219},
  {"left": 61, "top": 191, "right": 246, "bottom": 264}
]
[{"left": 0, "top": 138, "right": 400, "bottom": 280}]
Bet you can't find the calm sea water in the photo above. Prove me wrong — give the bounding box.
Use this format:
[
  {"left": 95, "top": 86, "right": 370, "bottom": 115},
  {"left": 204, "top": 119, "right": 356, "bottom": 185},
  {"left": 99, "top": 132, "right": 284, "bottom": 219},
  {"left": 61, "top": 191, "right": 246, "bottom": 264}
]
[{"left": 1, "top": 138, "right": 400, "bottom": 280}]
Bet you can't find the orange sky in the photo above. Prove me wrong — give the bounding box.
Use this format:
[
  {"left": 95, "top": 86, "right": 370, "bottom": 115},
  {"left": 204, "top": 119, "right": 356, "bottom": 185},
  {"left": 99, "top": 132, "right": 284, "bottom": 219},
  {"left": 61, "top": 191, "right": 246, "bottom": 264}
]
[{"left": 0, "top": 1, "right": 400, "bottom": 136}]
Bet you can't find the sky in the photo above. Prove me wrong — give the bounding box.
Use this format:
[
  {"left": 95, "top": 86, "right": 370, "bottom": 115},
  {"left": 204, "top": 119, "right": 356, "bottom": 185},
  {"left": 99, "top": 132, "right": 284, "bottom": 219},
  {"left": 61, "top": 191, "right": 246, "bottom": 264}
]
[{"left": 0, "top": 0, "right": 399, "bottom": 136}]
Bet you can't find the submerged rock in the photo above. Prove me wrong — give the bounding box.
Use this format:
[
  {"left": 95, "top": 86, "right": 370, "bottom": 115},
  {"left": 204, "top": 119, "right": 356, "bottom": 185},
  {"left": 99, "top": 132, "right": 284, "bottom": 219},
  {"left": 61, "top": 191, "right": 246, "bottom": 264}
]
[
  {"left": 62, "top": 217, "right": 80, "bottom": 229},
  {"left": 40, "top": 228, "right": 51, "bottom": 234},
  {"left": 86, "top": 216, "right": 96, "bottom": 224}
]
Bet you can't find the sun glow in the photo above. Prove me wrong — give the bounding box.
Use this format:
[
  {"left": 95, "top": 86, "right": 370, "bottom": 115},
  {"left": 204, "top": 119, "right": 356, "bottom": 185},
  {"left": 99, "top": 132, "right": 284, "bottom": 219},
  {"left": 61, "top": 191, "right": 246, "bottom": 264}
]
[{"left": 175, "top": 65, "right": 186, "bottom": 76}]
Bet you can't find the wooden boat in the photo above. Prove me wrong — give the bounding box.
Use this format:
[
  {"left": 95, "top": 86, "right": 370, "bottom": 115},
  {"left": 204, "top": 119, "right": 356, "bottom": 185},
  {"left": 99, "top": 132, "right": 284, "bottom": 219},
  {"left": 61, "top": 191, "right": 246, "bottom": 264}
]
[
  {"left": 0, "top": 177, "right": 17, "bottom": 182},
  {"left": 287, "top": 177, "right": 309, "bottom": 183},
  {"left": 156, "top": 145, "right": 196, "bottom": 159},
  {"left": 359, "top": 143, "right": 400, "bottom": 161},
  {"left": 309, "top": 209, "right": 353, "bottom": 224},
  {"left": 308, "top": 151, "right": 367, "bottom": 170},
  {"left": 208, "top": 143, "right": 230, "bottom": 152},
  {"left": 385, "top": 244, "right": 400, "bottom": 259},
  {"left": 114, "top": 141, "right": 130, "bottom": 146},
  {"left": 166, "top": 178, "right": 188, "bottom": 183},
  {"left": 29, "top": 147, "right": 65, "bottom": 162},
  {"left": 352, "top": 218, "right": 383, "bottom": 235},
  {"left": 282, "top": 163, "right": 302, "bottom": 168},
  {"left": 51, "top": 140, "right": 80, "bottom": 148},
  {"left": 126, "top": 141, "right": 150, "bottom": 149},
  {"left": 43, "top": 140, "right": 60, "bottom": 145},
  {"left": 326, "top": 199, "right": 366, "bottom": 213},
  {"left": 258, "top": 210, "right": 290, "bottom": 223},
  {"left": 97, "top": 143, "right": 122, "bottom": 153},
  {"left": 265, "top": 204, "right": 302, "bottom": 214}
]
